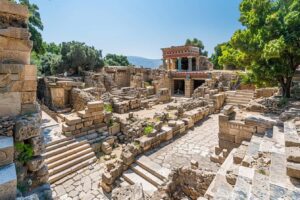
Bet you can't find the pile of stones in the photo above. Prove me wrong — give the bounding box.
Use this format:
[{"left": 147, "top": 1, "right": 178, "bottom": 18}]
[
  {"left": 152, "top": 161, "right": 215, "bottom": 200},
  {"left": 71, "top": 88, "right": 97, "bottom": 111}
]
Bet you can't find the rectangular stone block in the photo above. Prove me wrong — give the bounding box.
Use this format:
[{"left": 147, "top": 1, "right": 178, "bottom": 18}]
[
  {"left": 0, "top": 163, "right": 17, "bottom": 200},
  {"left": 65, "top": 115, "right": 81, "bottom": 125},
  {"left": 0, "top": 92, "right": 21, "bottom": 117},
  {"left": 87, "top": 101, "right": 104, "bottom": 109},
  {"left": 21, "top": 102, "right": 40, "bottom": 115},
  {"left": 21, "top": 92, "right": 36, "bottom": 104},
  {"left": 14, "top": 113, "right": 41, "bottom": 141},
  {"left": 0, "top": 136, "right": 14, "bottom": 167}
]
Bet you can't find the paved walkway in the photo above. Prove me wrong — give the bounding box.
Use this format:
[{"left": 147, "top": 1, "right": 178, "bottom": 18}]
[
  {"left": 50, "top": 114, "right": 220, "bottom": 199},
  {"left": 41, "top": 111, "right": 65, "bottom": 144},
  {"left": 145, "top": 114, "right": 220, "bottom": 172},
  {"left": 51, "top": 162, "right": 110, "bottom": 200}
]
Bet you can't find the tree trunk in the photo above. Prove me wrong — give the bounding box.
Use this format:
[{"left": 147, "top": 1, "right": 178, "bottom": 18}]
[{"left": 280, "top": 77, "right": 292, "bottom": 98}]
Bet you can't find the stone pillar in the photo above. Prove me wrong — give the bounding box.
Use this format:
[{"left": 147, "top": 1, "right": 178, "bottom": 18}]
[
  {"left": 185, "top": 78, "right": 193, "bottom": 98},
  {"left": 188, "top": 57, "right": 193, "bottom": 72},
  {"left": 196, "top": 57, "right": 200, "bottom": 71},
  {"left": 178, "top": 57, "right": 182, "bottom": 72}
]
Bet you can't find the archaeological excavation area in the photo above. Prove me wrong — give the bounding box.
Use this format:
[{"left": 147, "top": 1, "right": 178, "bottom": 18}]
[{"left": 1, "top": 0, "right": 300, "bottom": 200}]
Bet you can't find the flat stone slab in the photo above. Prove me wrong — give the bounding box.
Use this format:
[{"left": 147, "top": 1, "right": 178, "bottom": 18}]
[
  {"left": 286, "top": 147, "right": 300, "bottom": 163},
  {"left": 284, "top": 121, "right": 300, "bottom": 147},
  {"left": 0, "top": 136, "right": 14, "bottom": 167},
  {"left": 287, "top": 162, "right": 300, "bottom": 179},
  {"left": 0, "top": 163, "right": 17, "bottom": 200}
]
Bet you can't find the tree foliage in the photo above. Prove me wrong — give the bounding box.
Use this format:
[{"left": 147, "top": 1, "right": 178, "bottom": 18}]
[
  {"left": 104, "top": 54, "right": 130, "bottom": 66},
  {"left": 60, "top": 41, "right": 104, "bottom": 74},
  {"left": 220, "top": 0, "right": 300, "bottom": 97},
  {"left": 185, "top": 38, "right": 208, "bottom": 56}
]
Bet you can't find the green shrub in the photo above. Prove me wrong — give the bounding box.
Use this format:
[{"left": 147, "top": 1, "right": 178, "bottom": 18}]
[
  {"left": 104, "top": 104, "right": 113, "bottom": 113},
  {"left": 15, "top": 142, "right": 33, "bottom": 164},
  {"left": 108, "top": 118, "right": 114, "bottom": 127},
  {"left": 144, "top": 125, "right": 154, "bottom": 136}
]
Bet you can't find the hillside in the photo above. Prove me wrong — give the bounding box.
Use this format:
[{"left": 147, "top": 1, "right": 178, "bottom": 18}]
[{"left": 127, "top": 56, "right": 162, "bottom": 69}]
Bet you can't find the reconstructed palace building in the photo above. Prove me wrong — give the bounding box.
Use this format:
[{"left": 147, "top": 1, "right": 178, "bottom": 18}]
[{"left": 162, "top": 45, "right": 213, "bottom": 97}]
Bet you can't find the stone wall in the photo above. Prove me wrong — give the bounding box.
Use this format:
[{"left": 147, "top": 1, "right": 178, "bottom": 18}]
[
  {"left": 152, "top": 163, "right": 215, "bottom": 200},
  {"left": 255, "top": 87, "right": 278, "bottom": 98},
  {"left": 0, "top": 1, "right": 49, "bottom": 199},
  {"left": 61, "top": 101, "right": 106, "bottom": 136},
  {"left": 38, "top": 77, "right": 84, "bottom": 110},
  {"left": 71, "top": 88, "right": 97, "bottom": 111}
]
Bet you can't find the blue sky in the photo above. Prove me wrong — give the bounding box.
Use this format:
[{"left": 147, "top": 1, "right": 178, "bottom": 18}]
[{"left": 31, "top": 0, "right": 242, "bottom": 59}]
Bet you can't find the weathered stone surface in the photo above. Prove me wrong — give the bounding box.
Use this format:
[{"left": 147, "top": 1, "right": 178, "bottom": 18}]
[
  {"left": 0, "top": 136, "right": 14, "bottom": 167},
  {"left": 286, "top": 147, "right": 300, "bottom": 163},
  {"left": 14, "top": 113, "right": 41, "bottom": 141},
  {"left": 287, "top": 162, "right": 300, "bottom": 179},
  {"left": 112, "top": 184, "right": 145, "bottom": 200},
  {"left": 28, "top": 136, "right": 45, "bottom": 156},
  {"left": 0, "top": 92, "right": 21, "bottom": 117},
  {"left": 0, "top": 163, "right": 17, "bottom": 200},
  {"left": 26, "top": 156, "right": 44, "bottom": 172}
]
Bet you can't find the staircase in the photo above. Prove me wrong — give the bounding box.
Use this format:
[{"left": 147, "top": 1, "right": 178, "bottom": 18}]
[
  {"left": 43, "top": 136, "right": 97, "bottom": 184},
  {"left": 225, "top": 90, "right": 254, "bottom": 106},
  {"left": 206, "top": 123, "right": 300, "bottom": 199},
  {"left": 121, "top": 156, "right": 171, "bottom": 196}
]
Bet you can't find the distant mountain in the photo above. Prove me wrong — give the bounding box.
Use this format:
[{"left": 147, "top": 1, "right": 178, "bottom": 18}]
[{"left": 127, "top": 56, "right": 162, "bottom": 69}]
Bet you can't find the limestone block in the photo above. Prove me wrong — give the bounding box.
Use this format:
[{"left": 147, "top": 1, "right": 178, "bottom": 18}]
[
  {"left": 14, "top": 113, "right": 41, "bottom": 141},
  {"left": 87, "top": 101, "right": 104, "bottom": 109},
  {"left": 101, "top": 142, "right": 112, "bottom": 155},
  {"left": 287, "top": 162, "right": 300, "bottom": 179},
  {"left": 21, "top": 102, "right": 40, "bottom": 115},
  {"left": 0, "top": 163, "right": 17, "bottom": 200},
  {"left": 109, "top": 123, "right": 121, "bottom": 136},
  {"left": 0, "top": 28, "right": 30, "bottom": 40},
  {"left": 0, "top": 0, "right": 29, "bottom": 18},
  {"left": 65, "top": 115, "right": 81, "bottom": 126},
  {"left": 0, "top": 136, "right": 14, "bottom": 167},
  {"left": 286, "top": 147, "right": 300, "bottom": 163},
  {"left": 28, "top": 136, "right": 45, "bottom": 156},
  {"left": 0, "top": 92, "right": 21, "bottom": 117},
  {"left": 26, "top": 156, "right": 44, "bottom": 172},
  {"left": 21, "top": 92, "right": 36, "bottom": 104}
]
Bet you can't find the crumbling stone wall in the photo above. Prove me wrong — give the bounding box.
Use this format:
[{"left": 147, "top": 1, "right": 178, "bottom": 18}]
[
  {"left": 153, "top": 165, "right": 215, "bottom": 200},
  {"left": 38, "top": 77, "right": 84, "bottom": 110},
  {"left": 0, "top": 1, "right": 49, "bottom": 199},
  {"left": 71, "top": 88, "right": 97, "bottom": 111}
]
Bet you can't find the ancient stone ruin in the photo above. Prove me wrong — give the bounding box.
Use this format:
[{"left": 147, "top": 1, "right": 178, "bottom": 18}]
[{"left": 0, "top": 1, "right": 300, "bottom": 199}]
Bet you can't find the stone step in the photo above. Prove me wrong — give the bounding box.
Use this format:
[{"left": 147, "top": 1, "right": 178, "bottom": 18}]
[
  {"left": 136, "top": 156, "right": 171, "bottom": 180},
  {"left": 130, "top": 164, "right": 164, "bottom": 187},
  {"left": 43, "top": 140, "right": 88, "bottom": 159},
  {"left": 45, "top": 137, "right": 73, "bottom": 148},
  {"left": 226, "top": 99, "right": 251, "bottom": 103},
  {"left": 45, "top": 143, "right": 91, "bottom": 164},
  {"left": 48, "top": 157, "right": 97, "bottom": 184},
  {"left": 284, "top": 121, "right": 300, "bottom": 147},
  {"left": 249, "top": 171, "right": 270, "bottom": 200},
  {"left": 46, "top": 139, "right": 75, "bottom": 152},
  {"left": 46, "top": 147, "right": 93, "bottom": 169},
  {"left": 122, "top": 169, "right": 157, "bottom": 196},
  {"left": 48, "top": 151, "right": 96, "bottom": 176},
  {"left": 226, "top": 94, "right": 254, "bottom": 99},
  {"left": 231, "top": 176, "right": 252, "bottom": 199}
]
